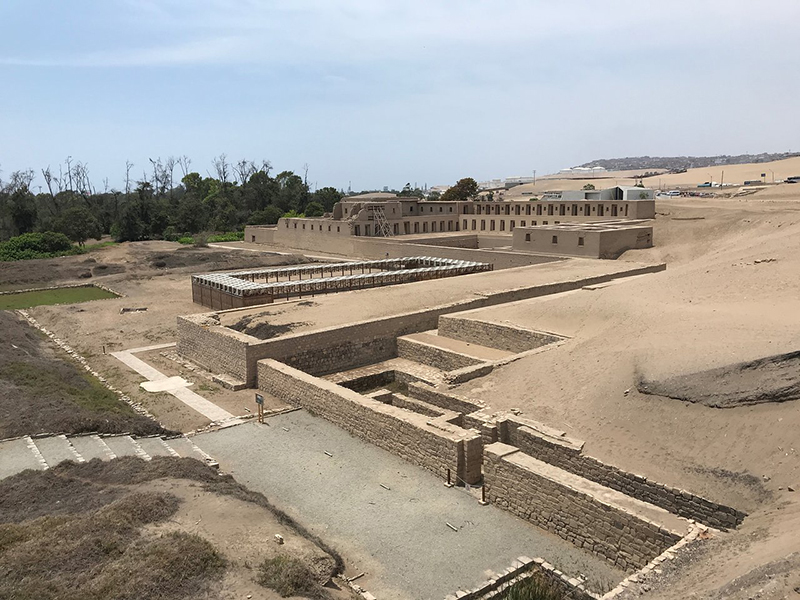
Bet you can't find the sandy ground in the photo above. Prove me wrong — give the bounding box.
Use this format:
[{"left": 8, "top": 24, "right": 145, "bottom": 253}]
[
  {"left": 442, "top": 188, "right": 800, "bottom": 599},
  {"left": 504, "top": 157, "right": 800, "bottom": 196},
  {"left": 7, "top": 242, "right": 305, "bottom": 432}
]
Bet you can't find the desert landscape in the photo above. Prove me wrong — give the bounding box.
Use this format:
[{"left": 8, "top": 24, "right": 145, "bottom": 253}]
[{"left": 1, "top": 157, "right": 799, "bottom": 599}]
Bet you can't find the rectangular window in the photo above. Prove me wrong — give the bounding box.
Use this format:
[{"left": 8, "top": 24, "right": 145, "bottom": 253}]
[
  {"left": 463, "top": 219, "right": 468, "bottom": 230},
  {"left": 251, "top": 235, "right": 256, "bottom": 242},
  {"left": 472, "top": 219, "right": 476, "bottom": 230},
  {"left": 423, "top": 222, "right": 428, "bottom": 232},
  {"left": 552, "top": 235, "right": 558, "bottom": 244},
  {"left": 432, "top": 222, "right": 437, "bottom": 232},
  {"left": 525, "top": 233, "right": 531, "bottom": 241},
  {"left": 559, "top": 204, "right": 566, "bottom": 216},
  {"left": 548, "top": 205, "right": 554, "bottom": 216},
  {"left": 521, "top": 220, "right": 526, "bottom": 227},
  {"left": 515, "top": 205, "right": 520, "bottom": 215},
  {"left": 578, "top": 237, "right": 585, "bottom": 246},
  {"left": 537, "top": 205, "right": 542, "bottom": 216},
  {"left": 611, "top": 204, "right": 618, "bottom": 216},
  {"left": 414, "top": 222, "right": 419, "bottom": 233},
  {"left": 500, "top": 220, "right": 505, "bottom": 231},
  {"left": 481, "top": 220, "right": 486, "bottom": 230},
  {"left": 526, "top": 204, "right": 531, "bottom": 215},
  {"left": 572, "top": 204, "right": 578, "bottom": 216},
  {"left": 490, "top": 221, "right": 495, "bottom": 231},
  {"left": 598, "top": 205, "right": 604, "bottom": 216},
  {"left": 510, "top": 220, "right": 515, "bottom": 230}
]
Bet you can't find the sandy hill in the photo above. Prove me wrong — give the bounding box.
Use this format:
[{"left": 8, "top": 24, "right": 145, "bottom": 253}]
[{"left": 503, "top": 157, "right": 800, "bottom": 197}]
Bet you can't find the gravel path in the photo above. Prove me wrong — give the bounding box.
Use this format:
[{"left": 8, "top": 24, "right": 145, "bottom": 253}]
[{"left": 194, "top": 412, "right": 623, "bottom": 599}]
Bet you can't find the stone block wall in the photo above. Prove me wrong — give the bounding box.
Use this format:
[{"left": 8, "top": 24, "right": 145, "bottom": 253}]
[
  {"left": 257, "top": 359, "right": 483, "bottom": 484},
  {"left": 176, "top": 315, "right": 251, "bottom": 383},
  {"left": 406, "top": 382, "right": 484, "bottom": 415},
  {"left": 396, "top": 336, "right": 484, "bottom": 372},
  {"left": 438, "top": 316, "right": 563, "bottom": 353},
  {"left": 483, "top": 443, "right": 682, "bottom": 572},
  {"left": 498, "top": 418, "right": 745, "bottom": 530}
]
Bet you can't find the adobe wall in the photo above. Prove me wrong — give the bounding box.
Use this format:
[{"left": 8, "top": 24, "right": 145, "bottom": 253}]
[
  {"left": 257, "top": 359, "right": 483, "bottom": 484},
  {"left": 483, "top": 443, "right": 682, "bottom": 572},
  {"left": 499, "top": 419, "right": 745, "bottom": 530},
  {"left": 245, "top": 226, "right": 276, "bottom": 244},
  {"left": 176, "top": 315, "right": 251, "bottom": 383},
  {"left": 396, "top": 336, "right": 484, "bottom": 371},
  {"left": 177, "top": 262, "right": 668, "bottom": 386},
  {"left": 598, "top": 228, "right": 653, "bottom": 259},
  {"left": 437, "top": 316, "right": 563, "bottom": 353},
  {"left": 266, "top": 224, "right": 562, "bottom": 270}
]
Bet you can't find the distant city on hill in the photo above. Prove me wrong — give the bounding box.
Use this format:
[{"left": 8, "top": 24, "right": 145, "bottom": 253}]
[{"left": 577, "top": 152, "right": 800, "bottom": 172}]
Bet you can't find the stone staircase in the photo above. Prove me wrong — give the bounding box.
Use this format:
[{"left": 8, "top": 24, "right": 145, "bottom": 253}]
[{"left": 0, "top": 433, "right": 217, "bottom": 479}]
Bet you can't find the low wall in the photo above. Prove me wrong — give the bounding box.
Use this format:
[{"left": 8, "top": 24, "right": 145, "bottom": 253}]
[
  {"left": 484, "top": 443, "right": 682, "bottom": 572},
  {"left": 406, "top": 382, "right": 484, "bottom": 415},
  {"left": 257, "top": 359, "right": 483, "bottom": 484},
  {"left": 176, "top": 316, "right": 250, "bottom": 383},
  {"left": 244, "top": 226, "right": 276, "bottom": 244},
  {"left": 438, "top": 316, "right": 563, "bottom": 353},
  {"left": 396, "top": 336, "right": 484, "bottom": 371},
  {"left": 498, "top": 418, "right": 745, "bottom": 530},
  {"left": 178, "top": 263, "right": 667, "bottom": 385}
]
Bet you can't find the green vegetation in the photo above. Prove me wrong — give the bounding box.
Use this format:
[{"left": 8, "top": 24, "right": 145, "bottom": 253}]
[
  {"left": 0, "top": 231, "right": 116, "bottom": 262},
  {"left": 0, "top": 286, "right": 118, "bottom": 310},
  {"left": 0, "top": 311, "right": 173, "bottom": 438},
  {"left": 1, "top": 156, "right": 345, "bottom": 246},
  {"left": 440, "top": 177, "right": 479, "bottom": 202},
  {"left": 498, "top": 575, "right": 564, "bottom": 600},
  {"left": 257, "top": 555, "right": 331, "bottom": 599},
  {"left": 583, "top": 183, "right": 596, "bottom": 190},
  {"left": 1, "top": 362, "right": 127, "bottom": 415}
]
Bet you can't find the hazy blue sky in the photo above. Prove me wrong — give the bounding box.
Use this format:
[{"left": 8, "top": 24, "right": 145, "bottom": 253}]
[{"left": 1, "top": 1, "right": 798, "bottom": 191}]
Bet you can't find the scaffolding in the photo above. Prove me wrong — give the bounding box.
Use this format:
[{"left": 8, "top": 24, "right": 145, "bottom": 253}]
[{"left": 371, "top": 205, "right": 393, "bottom": 237}]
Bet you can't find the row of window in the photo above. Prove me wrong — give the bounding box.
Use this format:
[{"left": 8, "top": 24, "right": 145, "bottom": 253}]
[
  {"left": 473, "top": 203, "right": 629, "bottom": 217},
  {"left": 461, "top": 219, "right": 555, "bottom": 231}
]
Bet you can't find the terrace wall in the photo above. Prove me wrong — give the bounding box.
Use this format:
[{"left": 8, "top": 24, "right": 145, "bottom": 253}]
[
  {"left": 396, "top": 336, "right": 484, "bottom": 371},
  {"left": 483, "top": 443, "right": 682, "bottom": 572},
  {"left": 437, "top": 316, "right": 563, "bottom": 353},
  {"left": 176, "top": 316, "right": 250, "bottom": 383},
  {"left": 497, "top": 418, "right": 745, "bottom": 530},
  {"left": 257, "top": 359, "right": 483, "bottom": 484}
]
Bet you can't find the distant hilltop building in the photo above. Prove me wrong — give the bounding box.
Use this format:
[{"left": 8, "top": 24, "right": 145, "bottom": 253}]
[
  {"left": 558, "top": 166, "right": 608, "bottom": 176},
  {"left": 478, "top": 176, "right": 537, "bottom": 190}
]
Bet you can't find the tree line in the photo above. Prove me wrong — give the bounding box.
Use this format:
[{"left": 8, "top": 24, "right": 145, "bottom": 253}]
[{"left": 0, "top": 155, "right": 344, "bottom": 244}]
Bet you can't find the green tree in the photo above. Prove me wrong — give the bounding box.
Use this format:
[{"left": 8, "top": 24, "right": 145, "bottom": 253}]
[
  {"left": 114, "top": 204, "right": 146, "bottom": 242},
  {"left": 249, "top": 205, "right": 283, "bottom": 225},
  {"left": 53, "top": 205, "right": 102, "bottom": 246},
  {"left": 304, "top": 201, "right": 325, "bottom": 217},
  {"left": 311, "top": 186, "right": 343, "bottom": 211},
  {"left": 582, "top": 183, "right": 596, "bottom": 190},
  {"left": 440, "top": 177, "right": 479, "bottom": 202}
]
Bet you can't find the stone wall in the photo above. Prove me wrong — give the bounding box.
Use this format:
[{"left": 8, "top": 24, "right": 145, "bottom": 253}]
[
  {"left": 437, "top": 316, "right": 563, "bottom": 353},
  {"left": 257, "top": 359, "right": 483, "bottom": 484},
  {"left": 176, "top": 315, "right": 251, "bottom": 383},
  {"left": 497, "top": 418, "right": 745, "bottom": 529},
  {"left": 483, "top": 443, "right": 682, "bottom": 572},
  {"left": 406, "top": 382, "right": 484, "bottom": 415},
  {"left": 396, "top": 336, "right": 484, "bottom": 371}
]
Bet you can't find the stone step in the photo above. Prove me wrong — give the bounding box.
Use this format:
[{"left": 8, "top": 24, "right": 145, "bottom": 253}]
[
  {"left": 102, "top": 435, "right": 150, "bottom": 460},
  {"left": 166, "top": 436, "right": 219, "bottom": 468},
  {"left": 69, "top": 435, "right": 114, "bottom": 461},
  {"left": 34, "top": 435, "right": 83, "bottom": 467},
  {"left": 0, "top": 438, "right": 43, "bottom": 478},
  {"left": 412, "top": 331, "right": 515, "bottom": 361},
  {"left": 135, "top": 436, "right": 176, "bottom": 459}
]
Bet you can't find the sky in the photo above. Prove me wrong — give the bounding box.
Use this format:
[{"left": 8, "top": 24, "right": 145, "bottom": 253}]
[{"left": 1, "top": 0, "right": 799, "bottom": 192}]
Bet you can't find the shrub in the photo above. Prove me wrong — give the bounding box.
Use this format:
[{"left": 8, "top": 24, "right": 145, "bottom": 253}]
[
  {"left": 177, "top": 236, "right": 194, "bottom": 245},
  {"left": 257, "top": 555, "right": 331, "bottom": 599},
  {"left": 0, "top": 232, "right": 78, "bottom": 261},
  {"left": 206, "top": 231, "right": 244, "bottom": 243},
  {"left": 499, "top": 575, "right": 564, "bottom": 600}
]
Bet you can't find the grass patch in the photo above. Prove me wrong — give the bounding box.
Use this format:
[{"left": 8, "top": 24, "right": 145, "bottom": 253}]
[
  {"left": 498, "top": 575, "right": 565, "bottom": 600},
  {"left": 178, "top": 231, "right": 244, "bottom": 245},
  {"left": 0, "top": 458, "right": 341, "bottom": 600},
  {"left": 2, "top": 362, "right": 130, "bottom": 415},
  {"left": 0, "top": 311, "right": 173, "bottom": 438},
  {"left": 0, "top": 488, "right": 225, "bottom": 600},
  {"left": 257, "top": 555, "right": 331, "bottom": 599},
  {"left": 0, "top": 285, "right": 118, "bottom": 310}
]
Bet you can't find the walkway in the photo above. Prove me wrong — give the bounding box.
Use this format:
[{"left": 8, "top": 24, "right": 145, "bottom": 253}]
[
  {"left": 193, "top": 411, "right": 624, "bottom": 600},
  {"left": 111, "top": 343, "right": 237, "bottom": 424}
]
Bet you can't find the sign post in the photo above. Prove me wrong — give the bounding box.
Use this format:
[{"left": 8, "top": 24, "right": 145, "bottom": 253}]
[{"left": 255, "top": 393, "right": 264, "bottom": 423}]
